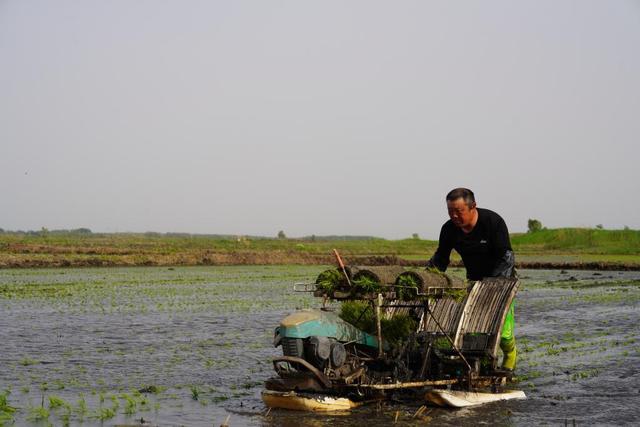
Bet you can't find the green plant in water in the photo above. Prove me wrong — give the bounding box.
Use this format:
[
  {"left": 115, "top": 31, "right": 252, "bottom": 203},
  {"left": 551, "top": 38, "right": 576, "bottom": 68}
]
[
  {"left": 0, "top": 391, "right": 15, "bottom": 412},
  {"left": 138, "top": 395, "right": 150, "bottom": 411},
  {"left": 138, "top": 384, "right": 165, "bottom": 394},
  {"left": 75, "top": 395, "right": 87, "bottom": 419},
  {"left": 121, "top": 393, "right": 137, "bottom": 415},
  {"left": 27, "top": 405, "right": 50, "bottom": 422},
  {"left": 60, "top": 405, "right": 72, "bottom": 427},
  {"left": 190, "top": 385, "right": 199, "bottom": 401},
  {"left": 212, "top": 394, "right": 229, "bottom": 403},
  {"left": 92, "top": 406, "right": 116, "bottom": 420},
  {"left": 0, "top": 390, "right": 16, "bottom": 425},
  {"left": 48, "top": 395, "right": 70, "bottom": 410},
  {"left": 110, "top": 394, "right": 120, "bottom": 412},
  {"left": 19, "top": 357, "right": 38, "bottom": 366}
]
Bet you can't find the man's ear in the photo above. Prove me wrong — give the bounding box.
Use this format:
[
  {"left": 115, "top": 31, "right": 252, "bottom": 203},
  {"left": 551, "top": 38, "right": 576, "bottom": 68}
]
[{"left": 469, "top": 202, "right": 477, "bottom": 210}]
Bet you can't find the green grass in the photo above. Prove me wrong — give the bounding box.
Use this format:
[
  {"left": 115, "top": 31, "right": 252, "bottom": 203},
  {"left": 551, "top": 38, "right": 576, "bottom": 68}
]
[{"left": 512, "top": 228, "right": 640, "bottom": 255}]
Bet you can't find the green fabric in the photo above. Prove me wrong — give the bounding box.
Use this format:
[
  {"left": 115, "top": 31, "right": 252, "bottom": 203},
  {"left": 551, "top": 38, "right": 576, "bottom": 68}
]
[
  {"left": 501, "top": 300, "right": 515, "bottom": 340},
  {"left": 500, "top": 300, "right": 517, "bottom": 370}
]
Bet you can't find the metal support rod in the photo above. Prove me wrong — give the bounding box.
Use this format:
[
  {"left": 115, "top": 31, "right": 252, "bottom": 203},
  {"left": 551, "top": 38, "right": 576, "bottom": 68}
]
[
  {"left": 425, "top": 305, "right": 473, "bottom": 389},
  {"left": 418, "top": 342, "right": 432, "bottom": 380},
  {"left": 375, "top": 293, "right": 383, "bottom": 358}
]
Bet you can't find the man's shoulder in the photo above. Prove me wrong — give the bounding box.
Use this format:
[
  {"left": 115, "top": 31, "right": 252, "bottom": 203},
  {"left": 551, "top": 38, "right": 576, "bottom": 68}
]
[
  {"left": 441, "top": 219, "right": 457, "bottom": 231},
  {"left": 477, "top": 208, "right": 505, "bottom": 223},
  {"left": 439, "top": 219, "right": 458, "bottom": 239}
]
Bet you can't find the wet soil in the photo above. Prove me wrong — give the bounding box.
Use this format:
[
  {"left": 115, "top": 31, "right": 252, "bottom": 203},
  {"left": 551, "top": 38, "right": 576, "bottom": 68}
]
[{"left": 0, "top": 266, "right": 639, "bottom": 426}]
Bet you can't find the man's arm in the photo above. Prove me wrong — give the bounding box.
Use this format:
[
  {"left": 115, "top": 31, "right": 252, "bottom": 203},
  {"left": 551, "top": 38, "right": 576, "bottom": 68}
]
[
  {"left": 426, "top": 224, "right": 453, "bottom": 272},
  {"left": 491, "top": 249, "right": 515, "bottom": 277},
  {"left": 490, "top": 215, "right": 515, "bottom": 277}
]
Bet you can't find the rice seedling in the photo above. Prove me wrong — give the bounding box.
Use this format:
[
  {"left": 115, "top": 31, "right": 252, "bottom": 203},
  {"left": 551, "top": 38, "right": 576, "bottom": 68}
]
[
  {"left": 0, "top": 390, "right": 16, "bottom": 425},
  {"left": 121, "top": 393, "right": 137, "bottom": 415},
  {"left": 190, "top": 386, "right": 199, "bottom": 401},
  {"left": 19, "top": 357, "right": 38, "bottom": 366},
  {"left": 91, "top": 406, "right": 116, "bottom": 420},
  {"left": 26, "top": 405, "right": 49, "bottom": 422},
  {"left": 47, "top": 395, "right": 69, "bottom": 410},
  {"left": 315, "top": 269, "right": 344, "bottom": 293},
  {"left": 75, "top": 394, "right": 87, "bottom": 419},
  {"left": 338, "top": 300, "right": 417, "bottom": 344},
  {"left": 60, "top": 405, "right": 72, "bottom": 427}
]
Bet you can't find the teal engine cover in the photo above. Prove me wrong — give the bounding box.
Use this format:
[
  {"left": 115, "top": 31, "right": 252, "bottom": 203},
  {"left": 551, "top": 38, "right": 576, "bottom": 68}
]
[{"left": 274, "top": 309, "right": 379, "bottom": 350}]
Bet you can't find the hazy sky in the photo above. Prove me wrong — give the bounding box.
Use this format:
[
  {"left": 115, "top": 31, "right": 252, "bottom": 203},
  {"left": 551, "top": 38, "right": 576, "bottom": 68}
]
[{"left": 1, "top": 1, "right": 639, "bottom": 239}]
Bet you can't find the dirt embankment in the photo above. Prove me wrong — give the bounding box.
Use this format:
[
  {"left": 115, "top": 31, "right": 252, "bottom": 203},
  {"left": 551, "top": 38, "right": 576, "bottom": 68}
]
[{"left": 1, "top": 248, "right": 639, "bottom": 270}]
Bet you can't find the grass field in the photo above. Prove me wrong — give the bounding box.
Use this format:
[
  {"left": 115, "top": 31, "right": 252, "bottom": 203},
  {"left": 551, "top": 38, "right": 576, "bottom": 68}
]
[{"left": 0, "top": 228, "right": 638, "bottom": 268}]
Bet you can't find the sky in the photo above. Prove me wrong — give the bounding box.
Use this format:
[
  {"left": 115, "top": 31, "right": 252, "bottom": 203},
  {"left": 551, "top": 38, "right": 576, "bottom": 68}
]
[{"left": 1, "top": 1, "right": 639, "bottom": 239}]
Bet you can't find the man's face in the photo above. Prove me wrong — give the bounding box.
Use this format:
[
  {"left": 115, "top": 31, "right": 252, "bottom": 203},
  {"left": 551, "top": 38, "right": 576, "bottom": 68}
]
[{"left": 447, "top": 198, "right": 476, "bottom": 229}]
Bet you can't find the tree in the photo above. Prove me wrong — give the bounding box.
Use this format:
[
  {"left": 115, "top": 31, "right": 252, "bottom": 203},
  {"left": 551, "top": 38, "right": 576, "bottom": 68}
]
[
  {"left": 277, "top": 230, "right": 286, "bottom": 239},
  {"left": 595, "top": 224, "right": 603, "bottom": 230},
  {"left": 527, "top": 219, "right": 542, "bottom": 233},
  {"left": 412, "top": 233, "right": 420, "bottom": 240}
]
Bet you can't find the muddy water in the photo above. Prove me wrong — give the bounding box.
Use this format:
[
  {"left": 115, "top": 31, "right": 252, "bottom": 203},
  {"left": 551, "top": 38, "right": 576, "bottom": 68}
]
[{"left": 0, "top": 266, "right": 639, "bottom": 426}]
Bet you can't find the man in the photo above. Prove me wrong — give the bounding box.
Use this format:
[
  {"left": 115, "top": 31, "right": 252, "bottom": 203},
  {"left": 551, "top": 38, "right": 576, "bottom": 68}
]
[{"left": 426, "top": 188, "right": 517, "bottom": 372}]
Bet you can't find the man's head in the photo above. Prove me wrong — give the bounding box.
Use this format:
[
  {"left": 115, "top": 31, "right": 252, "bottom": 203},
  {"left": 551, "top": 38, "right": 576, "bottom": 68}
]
[{"left": 446, "top": 188, "right": 477, "bottom": 230}]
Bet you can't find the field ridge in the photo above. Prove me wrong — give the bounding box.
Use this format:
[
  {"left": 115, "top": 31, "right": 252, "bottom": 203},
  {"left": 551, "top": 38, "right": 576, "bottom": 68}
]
[{"left": 0, "top": 228, "right": 638, "bottom": 269}]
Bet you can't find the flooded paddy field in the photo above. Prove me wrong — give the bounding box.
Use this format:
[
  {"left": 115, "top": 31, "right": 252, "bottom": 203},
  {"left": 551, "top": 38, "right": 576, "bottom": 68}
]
[{"left": 1, "top": 266, "right": 639, "bottom": 426}]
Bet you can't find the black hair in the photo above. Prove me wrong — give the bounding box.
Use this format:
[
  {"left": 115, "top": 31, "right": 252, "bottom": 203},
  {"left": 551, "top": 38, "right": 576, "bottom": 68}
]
[{"left": 446, "top": 188, "right": 476, "bottom": 207}]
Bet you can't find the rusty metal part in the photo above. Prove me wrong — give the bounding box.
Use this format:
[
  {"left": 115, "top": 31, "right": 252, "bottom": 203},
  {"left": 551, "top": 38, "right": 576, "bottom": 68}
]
[
  {"left": 265, "top": 376, "right": 326, "bottom": 393},
  {"left": 273, "top": 356, "right": 332, "bottom": 389},
  {"left": 332, "top": 290, "right": 352, "bottom": 299},
  {"left": 356, "top": 379, "right": 458, "bottom": 390},
  {"left": 342, "top": 367, "right": 366, "bottom": 384},
  {"left": 424, "top": 304, "right": 473, "bottom": 382}
]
